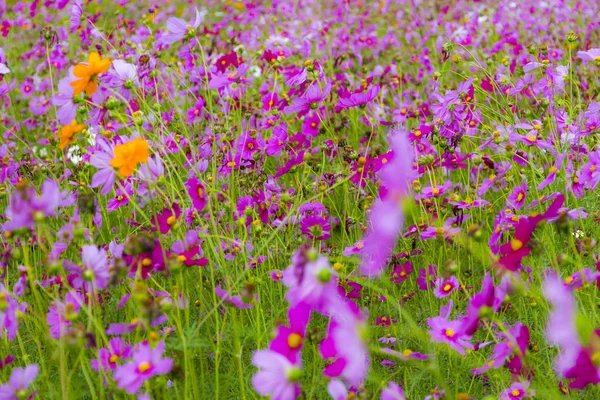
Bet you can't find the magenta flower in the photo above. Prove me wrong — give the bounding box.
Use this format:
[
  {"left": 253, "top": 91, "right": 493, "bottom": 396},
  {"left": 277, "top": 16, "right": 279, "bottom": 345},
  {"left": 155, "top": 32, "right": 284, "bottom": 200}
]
[
  {"left": 506, "top": 181, "right": 528, "bottom": 210},
  {"left": 185, "top": 177, "right": 206, "bottom": 212},
  {"left": 251, "top": 349, "right": 301, "bottom": 400},
  {"left": 299, "top": 215, "right": 331, "bottom": 240},
  {"left": 91, "top": 338, "right": 133, "bottom": 371},
  {"left": 153, "top": 204, "right": 181, "bottom": 234},
  {"left": 335, "top": 85, "right": 380, "bottom": 111},
  {"left": 283, "top": 82, "right": 331, "bottom": 115},
  {"left": 416, "top": 265, "right": 437, "bottom": 290},
  {"left": 499, "top": 382, "right": 533, "bottom": 400},
  {"left": 427, "top": 302, "right": 473, "bottom": 355},
  {"left": 114, "top": 341, "right": 172, "bottom": 395},
  {"left": 0, "top": 364, "right": 38, "bottom": 399},
  {"left": 433, "top": 276, "right": 459, "bottom": 298},
  {"left": 269, "top": 302, "right": 311, "bottom": 363},
  {"left": 160, "top": 8, "right": 203, "bottom": 45},
  {"left": 390, "top": 261, "right": 412, "bottom": 283},
  {"left": 381, "top": 348, "right": 431, "bottom": 362},
  {"left": 186, "top": 99, "right": 206, "bottom": 124}
]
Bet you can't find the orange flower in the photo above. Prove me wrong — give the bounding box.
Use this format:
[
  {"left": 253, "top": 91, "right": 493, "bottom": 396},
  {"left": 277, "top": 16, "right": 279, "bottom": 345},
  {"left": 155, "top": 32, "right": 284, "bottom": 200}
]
[
  {"left": 58, "top": 120, "right": 85, "bottom": 150},
  {"left": 110, "top": 138, "right": 150, "bottom": 177},
  {"left": 70, "top": 52, "right": 112, "bottom": 96}
]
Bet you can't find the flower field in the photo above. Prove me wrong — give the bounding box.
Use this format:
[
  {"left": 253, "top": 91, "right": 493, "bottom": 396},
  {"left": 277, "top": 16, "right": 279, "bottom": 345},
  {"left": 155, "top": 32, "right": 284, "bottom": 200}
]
[{"left": 1, "top": 0, "right": 600, "bottom": 399}]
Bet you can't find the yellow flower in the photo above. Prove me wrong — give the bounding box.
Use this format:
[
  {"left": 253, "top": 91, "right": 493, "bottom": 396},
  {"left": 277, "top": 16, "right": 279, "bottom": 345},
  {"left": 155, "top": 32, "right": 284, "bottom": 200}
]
[
  {"left": 70, "top": 52, "right": 112, "bottom": 96},
  {"left": 58, "top": 120, "right": 85, "bottom": 150},
  {"left": 110, "top": 138, "right": 150, "bottom": 177}
]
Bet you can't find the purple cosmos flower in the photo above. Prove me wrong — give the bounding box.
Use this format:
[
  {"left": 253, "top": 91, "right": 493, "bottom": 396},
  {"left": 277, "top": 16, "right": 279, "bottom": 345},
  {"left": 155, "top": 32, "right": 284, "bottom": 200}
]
[
  {"left": 327, "top": 380, "right": 348, "bottom": 400},
  {"left": 433, "top": 276, "right": 459, "bottom": 298},
  {"left": 105, "top": 60, "right": 138, "bottom": 100},
  {"left": 215, "top": 285, "right": 254, "bottom": 309},
  {"left": 52, "top": 70, "right": 78, "bottom": 125},
  {"left": 160, "top": 8, "right": 203, "bottom": 45},
  {"left": 0, "top": 48, "right": 8, "bottom": 75},
  {"left": 360, "top": 128, "right": 413, "bottom": 276},
  {"left": 46, "top": 291, "right": 83, "bottom": 339},
  {"left": 506, "top": 181, "right": 528, "bottom": 210},
  {"left": 335, "top": 85, "right": 380, "bottom": 111},
  {"left": 186, "top": 98, "right": 206, "bottom": 124},
  {"left": 0, "top": 285, "right": 27, "bottom": 341},
  {"left": 0, "top": 364, "right": 38, "bottom": 399},
  {"left": 381, "top": 381, "right": 406, "bottom": 400},
  {"left": 299, "top": 215, "right": 331, "bottom": 240},
  {"left": 283, "top": 82, "right": 332, "bottom": 115},
  {"left": 320, "top": 300, "right": 369, "bottom": 387},
  {"left": 427, "top": 302, "right": 473, "bottom": 355},
  {"left": 65, "top": 245, "right": 110, "bottom": 292},
  {"left": 381, "top": 348, "right": 431, "bottom": 362},
  {"left": 499, "top": 382, "right": 534, "bottom": 400},
  {"left": 282, "top": 247, "right": 338, "bottom": 312},
  {"left": 0, "top": 179, "right": 68, "bottom": 232},
  {"left": 417, "top": 265, "right": 437, "bottom": 290},
  {"left": 251, "top": 349, "right": 301, "bottom": 400},
  {"left": 577, "top": 48, "right": 600, "bottom": 64},
  {"left": 69, "top": 0, "right": 83, "bottom": 32},
  {"left": 114, "top": 341, "right": 173, "bottom": 395},
  {"left": 107, "top": 183, "right": 133, "bottom": 212},
  {"left": 91, "top": 338, "right": 133, "bottom": 371}
]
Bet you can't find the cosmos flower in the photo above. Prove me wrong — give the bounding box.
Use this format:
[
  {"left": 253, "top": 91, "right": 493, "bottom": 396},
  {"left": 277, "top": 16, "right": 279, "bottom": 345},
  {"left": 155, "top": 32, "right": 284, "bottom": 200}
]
[
  {"left": 114, "top": 341, "right": 173, "bottom": 395},
  {"left": 160, "top": 8, "right": 203, "bottom": 45},
  {"left": 251, "top": 349, "right": 301, "bottom": 400},
  {"left": 109, "top": 138, "right": 150, "bottom": 178},
  {"left": 0, "top": 364, "right": 38, "bottom": 399},
  {"left": 91, "top": 338, "right": 133, "bottom": 371},
  {"left": 70, "top": 52, "right": 111, "bottom": 96},
  {"left": 269, "top": 302, "right": 311, "bottom": 363},
  {"left": 57, "top": 120, "right": 85, "bottom": 150}
]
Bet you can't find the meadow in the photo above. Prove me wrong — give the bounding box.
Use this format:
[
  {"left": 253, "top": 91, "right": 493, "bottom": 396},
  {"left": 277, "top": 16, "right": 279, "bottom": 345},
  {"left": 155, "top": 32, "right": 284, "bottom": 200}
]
[{"left": 1, "top": 0, "right": 600, "bottom": 399}]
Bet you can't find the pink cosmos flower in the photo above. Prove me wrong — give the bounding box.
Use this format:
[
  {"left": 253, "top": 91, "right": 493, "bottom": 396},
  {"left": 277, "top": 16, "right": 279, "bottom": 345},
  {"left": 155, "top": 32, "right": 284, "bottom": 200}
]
[
  {"left": 381, "top": 381, "right": 406, "bottom": 400},
  {"left": 251, "top": 349, "right": 301, "bottom": 400},
  {"left": 114, "top": 341, "right": 173, "bottom": 395},
  {"left": 269, "top": 302, "right": 311, "bottom": 363},
  {"left": 65, "top": 244, "right": 110, "bottom": 292},
  {"left": 160, "top": 8, "right": 203, "bottom": 45},
  {"left": 433, "top": 276, "right": 459, "bottom": 298},
  {"left": 0, "top": 364, "right": 38, "bottom": 399},
  {"left": 91, "top": 338, "right": 133, "bottom": 371}
]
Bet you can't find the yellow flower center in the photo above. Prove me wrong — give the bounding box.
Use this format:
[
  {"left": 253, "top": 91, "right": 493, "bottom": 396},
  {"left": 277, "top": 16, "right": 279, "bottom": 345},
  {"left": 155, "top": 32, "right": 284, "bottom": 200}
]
[
  {"left": 109, "top": 354, "right": 119, "bottom": 363},
  {"left": 445, "top": 329, "right": 455, "bottom": 338},
  {"left": 166, "top": 215, "right": 177, "bottom": 226},
  {"left": 287, "top": 333, "right": 303, "bottom": 349},
  {"left": 510, "top": 239, "right": 523, "bottom": 251},
  {"left": 402, "top": 349, "right": 412, "bottom": 357},
  {"left": 356, "top": 242, "right": 364, "bottom": 249},
  {"left": 414, "top": 130, "right": 422, "bottom": 137},
  {"left": 177, "top": 255, "right": 187, "bottom": 262},
  {"left": 564, "top": 276, "right": 574, "bottom": 284},
  {"left": 526, "top": 134, "right": 537, "bottom": 143},
  {"left": 516, "top": 192, "right": 524, "bottom": 202},
  {"left": 533, "top": 124, "right": 542, "bottom": 130},
  {"left": 142, "top": 258, "right": 152, "bottom": 267},
  {"left": 511, "top": 390, "right": 521, "bottom": 397},
  {"left": 138, "top": 362, "right": 151, "bottom": 373},
  {"left": 443, "top": 284, "right": 452, "bottom": 292},
  {"left": 432, "top": 188, "right": 440, "bottom": 195}
]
